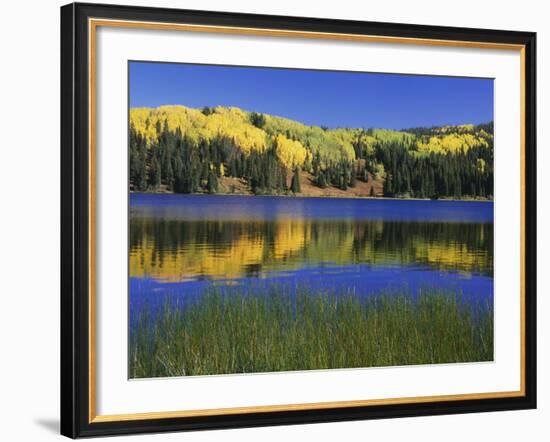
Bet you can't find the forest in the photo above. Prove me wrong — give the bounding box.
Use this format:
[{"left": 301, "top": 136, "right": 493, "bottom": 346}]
[{"left": 129, "top": 105, "right": 494, "bottom": 199}]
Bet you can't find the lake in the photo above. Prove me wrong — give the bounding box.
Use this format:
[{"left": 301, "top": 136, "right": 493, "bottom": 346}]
[{"left": 129, "top": 194, "right": 494, "bottom": 317}]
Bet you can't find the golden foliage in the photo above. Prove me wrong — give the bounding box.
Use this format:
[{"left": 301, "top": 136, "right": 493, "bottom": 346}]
[
  {"left": 274, "top": 134, "right": 309, "bottom": 169},
  {"left": 436, "top": 124, "right": 475, "bottom": 134},
  {"left": 130, "top": 105, "right": 492, "bottom": 168},
  {"left": 130, "top": 105, "right": 267, "bottom": 153},
  {"left": 263, "top": 115, "right": 356, "bottom": 161},
  {"left": 417, "top": 133, "right": 489, "bottom": 154}
]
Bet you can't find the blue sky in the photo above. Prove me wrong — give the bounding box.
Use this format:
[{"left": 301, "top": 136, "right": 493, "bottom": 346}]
[{"left": 129, "top": 61, "right": 493, "bottom": 130}]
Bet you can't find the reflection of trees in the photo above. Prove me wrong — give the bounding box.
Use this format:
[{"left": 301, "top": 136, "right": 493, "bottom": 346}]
[{"left": 129, "top": 217, "right": 493, "bottom": 281}]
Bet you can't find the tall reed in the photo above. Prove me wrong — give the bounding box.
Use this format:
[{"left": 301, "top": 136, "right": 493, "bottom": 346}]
[{"left": 129, "top": 285, "right": 493, "bottom": 378}]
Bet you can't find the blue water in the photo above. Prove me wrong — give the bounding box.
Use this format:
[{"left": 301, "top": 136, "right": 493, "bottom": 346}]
[
  {"left": 129, "top": 266, "right": 493, "bottom": 323},
  {"left": 129, "top": 194, "right": 494, "bottom": 321},
  {"left": 130, "top": 193, "right": 494, "bottom": 223}
]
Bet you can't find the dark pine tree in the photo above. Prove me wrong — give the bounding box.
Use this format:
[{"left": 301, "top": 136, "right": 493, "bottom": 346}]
[
  {"left": 207, "top": 171, "right": 218, "bottom": 194},
  {"left": 349, "top": 166, "right": 358, "bottom": 187},
  {"left": 291, "top": 167, "right": 301, "bottom": 193}
]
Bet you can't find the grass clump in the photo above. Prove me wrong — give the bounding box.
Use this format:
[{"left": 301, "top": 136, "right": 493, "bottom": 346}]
[{"left": 129, "top": 285, "right": 493, "bottom": 378}]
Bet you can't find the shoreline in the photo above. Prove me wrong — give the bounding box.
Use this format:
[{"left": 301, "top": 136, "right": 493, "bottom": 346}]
[{"left": 129, "top": 190, "right": 494, "bottom": 203}]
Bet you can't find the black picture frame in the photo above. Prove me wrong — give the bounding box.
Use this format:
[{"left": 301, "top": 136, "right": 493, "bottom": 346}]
[{"left": 61, "top": 2, "right": 537, "bottom": 438}]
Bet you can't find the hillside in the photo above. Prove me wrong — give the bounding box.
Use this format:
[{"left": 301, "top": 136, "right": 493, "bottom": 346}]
[{"left": 129, "top": 105, "right": 493, "bottom": 200}]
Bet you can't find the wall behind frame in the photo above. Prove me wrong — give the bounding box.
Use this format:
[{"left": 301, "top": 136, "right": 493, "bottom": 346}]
[{"left": 0, "top": 0, "right": 546, "bottom": 441}]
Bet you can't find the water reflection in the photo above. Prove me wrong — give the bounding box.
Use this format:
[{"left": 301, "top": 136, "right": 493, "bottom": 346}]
[{"left": 129, "top": 195, "right": 493, "bottom": 283}]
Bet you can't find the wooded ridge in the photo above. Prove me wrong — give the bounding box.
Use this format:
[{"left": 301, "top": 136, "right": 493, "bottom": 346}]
[{"left": 130, "top": 105, "right": 494, "bottom": 199}]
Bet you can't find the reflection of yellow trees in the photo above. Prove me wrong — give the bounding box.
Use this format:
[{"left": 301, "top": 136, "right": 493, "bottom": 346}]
[
  {"left": 411, "top": 241, "right": 491, "bottom": 274},
  {"left": 131, "top": 234, "right": 265, "bottom": 282},
  {"left": 130, "top": 220, "right": 311, "bottom": 281},
  {"left": 271, "top": 220, "right": 310, "bottom": 260},
  {"left": 130, "top": 220, "right": 314, "bottom": 281},
  {"left": 130, "top": 220, "right": 493, "bottom": 282},
  {"left": 299, "top": 223, "right": 357, "bottom": 264}
]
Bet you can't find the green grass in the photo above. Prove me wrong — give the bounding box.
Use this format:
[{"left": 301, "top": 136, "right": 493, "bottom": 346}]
[{"left": 129, "top": 285, "right": 493, "bottom": 378}]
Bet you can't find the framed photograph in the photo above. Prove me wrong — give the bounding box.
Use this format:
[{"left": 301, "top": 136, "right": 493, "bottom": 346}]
[{"left": 60, "top": 2, "right": 536, "bottom": 438}]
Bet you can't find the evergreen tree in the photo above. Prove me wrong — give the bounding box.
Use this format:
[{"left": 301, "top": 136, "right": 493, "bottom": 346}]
[
  {"left": 149, "top": 156, "right": 161, "bottom": 190},
  {"left": 349, "top": 166, "right": 357, "bottom": 187},
  {"left": 207, "top": 171, "right": 218, "bottom": 194},
  {"left": 317, "top": 172, "right": 328, "bottom": 189},
  {"left": 291, "top": 167, "right": 301, "bottom": 193},
  {"left": 128, "top": 116, "right": 493, "bottom": 200},
  {"left": 250, "top": 112, "right": 266, "bottom": 129}
]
